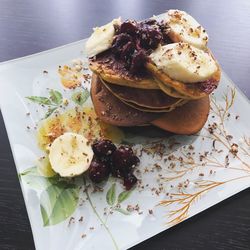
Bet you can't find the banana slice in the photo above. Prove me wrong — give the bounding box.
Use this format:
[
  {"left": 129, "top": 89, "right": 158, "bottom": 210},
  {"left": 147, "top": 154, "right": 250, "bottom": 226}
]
[
  {"left": 49, "top": 132, "right": 93, "bottom": 177},
  {"left": 86, "top": 18, "right": 121, "bottom": 57},
  {"left": 149, "top": 43, "right": 217, "bottom": 83},
  {"left": 164, "top": 9, "right": 208, "bottom": 49}
]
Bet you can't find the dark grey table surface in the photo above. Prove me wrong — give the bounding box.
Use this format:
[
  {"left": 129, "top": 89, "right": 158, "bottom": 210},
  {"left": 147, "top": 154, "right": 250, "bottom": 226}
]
[{"left": 0, "top": 1, "right": 249, "bottom": 249}]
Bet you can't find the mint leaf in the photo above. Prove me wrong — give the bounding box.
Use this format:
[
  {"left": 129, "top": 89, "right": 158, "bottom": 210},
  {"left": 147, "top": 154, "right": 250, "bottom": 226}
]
[
  {"left": 49, "top": 90, "right": 62, "bottom": 105},
  {"left": 114, "top": 208, "right": 130, "bottom": 215},
  {"left": 106, "top": 183, "right": 116, "bottom": 206},
  {"left": 26, "top": 96, "right": 52, "bottom": 105},
  {"left": 71, "top": 90, "right": 89, "bottom": 105},
  {"left": 118, "top": 189, "right": 134, "bottom": 204},
  {"left": 40, "top": 183, "right": 79, "bottom": 226}
]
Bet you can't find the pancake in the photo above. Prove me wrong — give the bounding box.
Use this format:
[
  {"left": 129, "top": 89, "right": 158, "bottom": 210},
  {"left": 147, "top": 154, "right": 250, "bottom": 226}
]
[
  {"left": 100, "top": 77, "right": 184, "bottom": 109},
  {"left": 121, "top": 98, "right": 188, "bottom": 113},
  {"left": 89, "top": 50, "right": 159, "bottom": 89},
  {"left": 91, "top": 74, "right": 161, "bottom": 126},
  {"left": 156, "top": 80, "right": 191, "bottom": 99},
  {"left": 120, "top": 99, "right": 176, "bottom": 113},
  {"left": 151, "top": 96, "right": 210, "bottom": 134},
  {"left": 146, "top": 60, "right": 221, "bottom": 99}
]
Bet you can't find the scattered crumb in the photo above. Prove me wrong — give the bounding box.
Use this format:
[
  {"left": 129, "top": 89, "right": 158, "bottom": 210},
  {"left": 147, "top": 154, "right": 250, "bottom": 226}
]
[
  {"left": 68, "top": 217, "right": 75, "bottom": 227},
  {"left": 230, "top": 143, "right": 238, "bottom": 156}
]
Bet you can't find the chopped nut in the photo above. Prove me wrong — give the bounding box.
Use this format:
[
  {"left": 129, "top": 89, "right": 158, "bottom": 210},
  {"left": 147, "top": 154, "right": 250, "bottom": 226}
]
[
  {"left": 81, "top": 234, "right": 86, "bottom": 238},
  {"left": 230, "top": 143, "right": 238, "bottom": 156}
]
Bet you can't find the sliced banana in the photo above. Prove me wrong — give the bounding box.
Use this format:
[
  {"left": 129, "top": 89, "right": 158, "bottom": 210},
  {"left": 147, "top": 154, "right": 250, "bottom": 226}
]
[
  {"left": 49, "top": 132, "right": 93, "bottom": 177},
  {"left": 85, "top": 18, "right": 121, "bottom": 57},
  {"left": 149, "top": 43, "right": 217, "bottom": 83},
  {"left": 163, "top": 9, "right": 208, "bottom": 49}
]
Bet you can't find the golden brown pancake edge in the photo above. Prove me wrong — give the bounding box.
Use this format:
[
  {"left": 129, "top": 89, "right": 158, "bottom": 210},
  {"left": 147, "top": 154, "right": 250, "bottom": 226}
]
[
  {"left": 151, "top": 96, "right": 210, "bottom": 134},
  {"left": 146, "top": 60, "right": 221, "bottom": 99}
]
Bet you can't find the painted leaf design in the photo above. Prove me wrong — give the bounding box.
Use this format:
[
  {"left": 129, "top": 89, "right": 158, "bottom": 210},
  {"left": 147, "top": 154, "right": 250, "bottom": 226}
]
[
  {"left": 44, "top": 107, "right": 57, "bottom": 119},
  {"left": 40, "top": 182, "right": 79, "bottom": 226},
  {"left": 20, "top": 167, "right": 53, "bottom": 190},
  {"left": 114, "top": 208, "right": 130, "bottom": 215},
  {"left": 117, "top": 189, "right": 134, "bottom": 204},
  {"left": 106, "top": 183, "right": 116, "bottom": 206},
  {"left": 26, "top": 96, "right": 52, "bottom": 105},
  {"left": 49, "top": 90, "right": 62, "bottom": 105},
  {"left": 71, "top": 90, "right": 89, "bottom": 105}
]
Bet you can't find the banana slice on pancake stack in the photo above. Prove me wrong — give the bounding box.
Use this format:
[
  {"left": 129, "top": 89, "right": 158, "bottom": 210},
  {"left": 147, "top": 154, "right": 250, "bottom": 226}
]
[{"left": 86, "top": 10, "right": 221, "bottom": 135}]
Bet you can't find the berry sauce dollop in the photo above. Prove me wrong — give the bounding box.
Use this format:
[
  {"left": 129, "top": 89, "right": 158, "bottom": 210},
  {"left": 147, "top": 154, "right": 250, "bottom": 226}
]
[
  {"left": 111, "top": 19, "right": 169, "bottom": 75},
  {"left": 88, "top": 139, "right": 140, "bottom": 190}
]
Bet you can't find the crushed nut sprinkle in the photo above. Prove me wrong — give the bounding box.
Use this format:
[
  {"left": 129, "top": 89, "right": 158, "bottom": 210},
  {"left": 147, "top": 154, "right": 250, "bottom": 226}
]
[
  {"left": 148, "top": 209, "right": 153, "bottom": 215},
  {"left": 230, "top": 143, "right": 238, "bottom": 156},
  {"left": 81, "top": 234, "right": 86, "bottom": 238}
]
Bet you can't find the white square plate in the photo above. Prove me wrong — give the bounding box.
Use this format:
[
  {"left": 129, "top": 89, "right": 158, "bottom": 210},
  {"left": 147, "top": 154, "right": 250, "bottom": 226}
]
[{"left": 0, "top": 37, "right": 250, "bottom": 250}]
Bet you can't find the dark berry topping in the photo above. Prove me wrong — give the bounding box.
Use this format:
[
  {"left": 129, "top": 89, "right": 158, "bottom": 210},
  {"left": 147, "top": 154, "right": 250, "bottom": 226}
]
[
  {"left": 138, "top": 24, "right": 163, "bottom": 50},
  {"left": 130, "top": 155, "right": 140, "bottom": 166},
  {"left": 123, "top": 173, "right": 137, "bottom": 190},
  {"left": 92, "top": 139, "right": 117, "bottom": 157},
  {"left": 90, "top": 139, "right": 139, "bottom": 190},
  {"left": 120, "top": 20, "right": 138, "bottom": 35},
  {"left": 111, "top": 146, "right": 140, "bottom": 177},
  {"left": 199, "top": 79, "right": 218, "bottom": 94},
  {"left": 111, "top": 19, "right": 169, "bottom": 75},
  {"left": 130, "top": 50, "right": 147, "bottom": 73},
  {"left": 88, "top": 158, "right": 110, "bottom": 183}
]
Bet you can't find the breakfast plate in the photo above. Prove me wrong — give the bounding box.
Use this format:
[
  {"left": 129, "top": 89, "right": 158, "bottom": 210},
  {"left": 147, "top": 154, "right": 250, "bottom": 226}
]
[{"left": 0, "top": 13, "right": 250, "bottom": 250}]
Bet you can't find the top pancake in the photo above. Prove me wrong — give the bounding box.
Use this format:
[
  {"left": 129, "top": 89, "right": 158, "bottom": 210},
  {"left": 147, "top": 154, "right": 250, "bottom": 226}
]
[
  {"left": 146, "top": 60, "right": 221, "bottom": 99},
  {"left": 89, "top": 50, "right": 159, "bottom": 89}
]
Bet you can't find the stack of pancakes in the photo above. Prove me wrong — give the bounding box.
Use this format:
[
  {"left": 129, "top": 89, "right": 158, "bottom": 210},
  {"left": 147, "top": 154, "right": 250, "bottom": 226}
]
[{"left": 87, "top": 11, "right": 221, "bottom": 135}]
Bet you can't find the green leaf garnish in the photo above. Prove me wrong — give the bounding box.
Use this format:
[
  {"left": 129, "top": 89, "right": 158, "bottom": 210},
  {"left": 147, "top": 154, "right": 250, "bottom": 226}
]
[
  {"left": 26, "top": 96, "right": 52, "bottom": 105},
  {"left": 117, "top": 189, "right": 134, "bottom": 204},
  {"left": 49, "top": 90, "right": 63, "bottom": 105},
  {"left": 71, "top": 89, "right": 89, "bottom": 105},
  {"left": 106, "top": 183, "right": 116, "bottom": 206}
]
